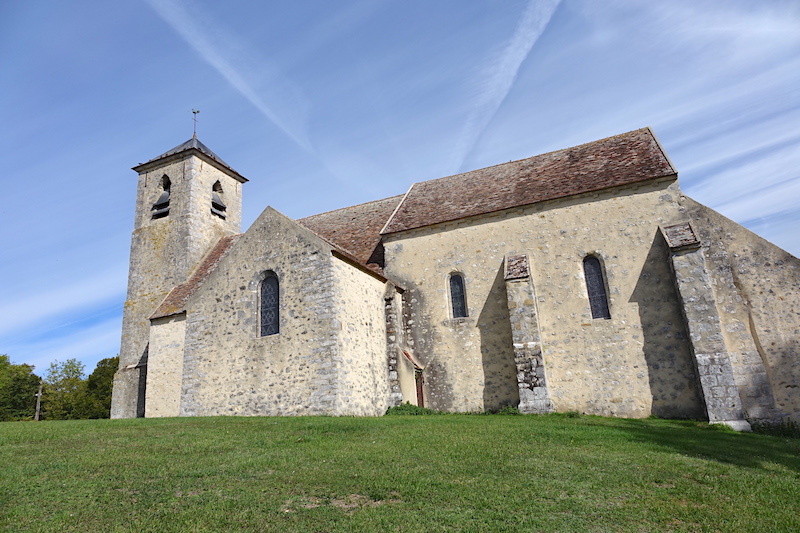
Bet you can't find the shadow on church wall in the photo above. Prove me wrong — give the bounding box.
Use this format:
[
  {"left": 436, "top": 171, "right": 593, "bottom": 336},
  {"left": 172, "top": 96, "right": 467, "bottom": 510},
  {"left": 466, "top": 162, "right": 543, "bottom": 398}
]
[
  {"left": 136, "top": 347, "right": 148, "bottom": 418},
  {"left": 402, "top": 289, "right": 454, "bottom": 411},
  {"left": 630, "top": 231, "right": 704, "bottom": 419},
  {"left": 478, "top": 264, "right": 520, "bottom": 412}
]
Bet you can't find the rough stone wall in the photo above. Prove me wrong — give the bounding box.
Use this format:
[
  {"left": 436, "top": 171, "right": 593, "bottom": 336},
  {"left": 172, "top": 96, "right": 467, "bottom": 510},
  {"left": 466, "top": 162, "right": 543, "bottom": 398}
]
[
  {"left": 175, "top": 207, "right": 391, "bottom": 417},
  {"left": 145, "top": 315, "right": 186, "bottom": 417},
  {"left": 112, "top": 153, "right": 242, "bottom": 418},
  {"left": 330, "top": 260, "right": 392, "bottom": 416},
  {"left": 683, "top": 198, "right": 800, "bottom": 422},
  {"left": 383, "top": 288, "right": 405, "bottom": 407},
  {"left": 383, "top": 179, "right": 704, "bottom": 418}
]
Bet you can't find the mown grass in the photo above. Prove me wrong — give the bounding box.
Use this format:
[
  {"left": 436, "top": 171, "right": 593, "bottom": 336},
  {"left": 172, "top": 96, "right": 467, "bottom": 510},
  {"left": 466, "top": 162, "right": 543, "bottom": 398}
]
[{"left": 1, "top": 414, "right": 799, "bottom": 532}]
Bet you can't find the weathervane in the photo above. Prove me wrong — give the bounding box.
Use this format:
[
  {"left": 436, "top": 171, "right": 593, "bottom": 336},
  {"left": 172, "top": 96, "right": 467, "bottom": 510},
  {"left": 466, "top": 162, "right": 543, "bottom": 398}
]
[{"left": 192, "top": 109, "right": 200, "bottom": 137}]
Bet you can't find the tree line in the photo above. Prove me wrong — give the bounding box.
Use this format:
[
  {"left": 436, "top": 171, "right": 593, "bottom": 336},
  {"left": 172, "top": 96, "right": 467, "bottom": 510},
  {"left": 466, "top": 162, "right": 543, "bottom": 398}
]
[{"left": 0, "top": 355, "right": 118, "bottom": 421}]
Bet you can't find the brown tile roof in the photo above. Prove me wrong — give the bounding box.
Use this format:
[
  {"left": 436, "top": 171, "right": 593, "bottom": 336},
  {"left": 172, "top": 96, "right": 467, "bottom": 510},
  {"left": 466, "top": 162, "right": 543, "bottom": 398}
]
[
  {"left": 381, "top": 127, "right": 676, "bottom": 235},
  {"left": 298, "top": 195, "right": 404, "bottom": 274},
  {"left": 150, "top": 234, "right": 242, "bottom": 319}
]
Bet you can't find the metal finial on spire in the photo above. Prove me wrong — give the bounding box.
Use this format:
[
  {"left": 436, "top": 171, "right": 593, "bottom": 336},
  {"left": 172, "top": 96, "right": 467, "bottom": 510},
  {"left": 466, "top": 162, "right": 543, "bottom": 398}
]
[{"left": 192, "top": 109, "right": 200, "bottom": 137}]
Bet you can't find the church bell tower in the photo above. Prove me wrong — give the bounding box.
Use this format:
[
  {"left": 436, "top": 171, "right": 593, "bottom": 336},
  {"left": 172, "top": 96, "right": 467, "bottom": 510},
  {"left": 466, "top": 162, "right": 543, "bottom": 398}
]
[{"left": 111, "top": 136, "right": 247, "bottom": 418}]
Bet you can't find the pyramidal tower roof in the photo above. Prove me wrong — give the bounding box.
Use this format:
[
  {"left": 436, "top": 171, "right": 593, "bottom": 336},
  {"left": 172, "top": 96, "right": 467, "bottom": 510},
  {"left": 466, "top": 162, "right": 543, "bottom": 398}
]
[{"left": 132, "top": 134, "right": 247, "bottom": 182}]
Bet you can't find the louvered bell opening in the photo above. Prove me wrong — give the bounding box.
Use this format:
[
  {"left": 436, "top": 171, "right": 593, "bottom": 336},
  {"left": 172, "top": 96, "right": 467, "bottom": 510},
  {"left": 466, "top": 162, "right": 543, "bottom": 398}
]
[
  {"left": 151, "top": 190, "right": 170, "bottom": 219},
  {"left": 211, "top": 191, "right": 227, "bottom": 219}
]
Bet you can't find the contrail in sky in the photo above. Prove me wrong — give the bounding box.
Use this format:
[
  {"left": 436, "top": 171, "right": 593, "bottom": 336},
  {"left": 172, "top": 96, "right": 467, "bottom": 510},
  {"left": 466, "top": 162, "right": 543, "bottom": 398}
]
[
  {"left": 453, "top": 0, "right": 561, "bottom": 172},
  {"left": 144, "top": 0, "right": 313, "bottom": 153}
]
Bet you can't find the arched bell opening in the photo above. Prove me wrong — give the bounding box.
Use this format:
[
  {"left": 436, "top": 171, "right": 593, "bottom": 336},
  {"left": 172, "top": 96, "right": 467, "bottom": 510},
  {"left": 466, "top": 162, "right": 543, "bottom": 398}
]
[
  {"left": 211, "top": 181, "right": 227, "bottom": 219},
  {"left": 151, "top": 175, "right": 171, "bottom": 219}
]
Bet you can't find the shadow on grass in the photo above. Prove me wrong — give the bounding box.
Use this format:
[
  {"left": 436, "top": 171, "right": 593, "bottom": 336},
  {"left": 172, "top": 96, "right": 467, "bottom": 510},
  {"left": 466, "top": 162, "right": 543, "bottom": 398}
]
[{"left": 597, "top": 417, "right": 800, "bottom": 473}]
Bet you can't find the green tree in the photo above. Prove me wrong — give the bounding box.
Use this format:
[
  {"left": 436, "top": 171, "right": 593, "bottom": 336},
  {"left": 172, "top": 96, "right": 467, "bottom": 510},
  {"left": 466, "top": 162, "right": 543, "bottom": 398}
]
[
  {"left": 81, "top": 356, "right": 119, "bottom": 419},
  {"left": 0, "top": 355, "right": 41, "bottom": 421},
  {"left": 42, "top": 359, "right": 86, "bottom": 420}
]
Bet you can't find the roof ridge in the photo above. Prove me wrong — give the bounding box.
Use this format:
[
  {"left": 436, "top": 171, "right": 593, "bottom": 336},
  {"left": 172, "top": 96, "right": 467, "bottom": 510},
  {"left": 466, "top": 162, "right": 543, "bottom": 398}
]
[
  {"left": 644, "top": 126, "right": 677, "bottom": 175},
  {"left": 298, "top": 193, "right": 405, "bottom": 222},
  {"left": 380, "top": 183, "right": 415, "bottom": 235},
  {"left": 133, "top": 137, "right": 248, "bottom": 182},
  {"left": 381, "top": 127, "right": 675, "bottom": 235},
  {"left": 413, "top": 127, "right": 654, "bottom": 188}
]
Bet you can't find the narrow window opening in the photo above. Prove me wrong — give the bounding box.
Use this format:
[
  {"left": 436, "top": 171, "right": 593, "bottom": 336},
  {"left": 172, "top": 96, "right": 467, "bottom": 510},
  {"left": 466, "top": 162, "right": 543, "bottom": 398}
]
[
  {"left": 151, "top": 175, "right": 171, "bottom": 219},
  {"left": 260, "top": 272, "right": 279, "bottom": 336},
  {"left": 583, "top": 256, "right": 611, "bottom": 319},
  {"left": 415, "top": 368, "right": 425, "bottom": 407},
  {"left": 449, "top": 273, "right": 468, "bottom": 318},
  {"left": 211, "top": 181, "right": 227, "bottom": 219}
]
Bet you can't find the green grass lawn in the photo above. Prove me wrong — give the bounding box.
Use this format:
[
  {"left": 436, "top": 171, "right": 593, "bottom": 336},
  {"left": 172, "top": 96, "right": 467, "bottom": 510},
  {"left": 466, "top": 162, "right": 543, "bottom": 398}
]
[{"left": 2, "top": 414, "right": 799, "bottom": 532}]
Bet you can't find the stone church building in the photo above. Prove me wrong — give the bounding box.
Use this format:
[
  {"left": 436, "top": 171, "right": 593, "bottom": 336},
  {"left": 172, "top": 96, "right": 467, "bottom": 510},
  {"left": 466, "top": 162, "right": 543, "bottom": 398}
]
[{"left": 111, "top": 128, "right": 799, "bottom": 429}]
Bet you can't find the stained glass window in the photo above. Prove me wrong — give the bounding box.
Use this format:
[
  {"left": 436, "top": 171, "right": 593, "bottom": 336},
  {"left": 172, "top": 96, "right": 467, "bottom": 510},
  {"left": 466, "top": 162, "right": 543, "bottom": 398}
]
[
  {"left": 583, "top": 256, "right": 611, "bottom": 319},
  {"left": 450, "top": 273, "right": 468, "bottom": 318},
  {"left": 260, "top": 272, "right": 279, "bottom": 336}
]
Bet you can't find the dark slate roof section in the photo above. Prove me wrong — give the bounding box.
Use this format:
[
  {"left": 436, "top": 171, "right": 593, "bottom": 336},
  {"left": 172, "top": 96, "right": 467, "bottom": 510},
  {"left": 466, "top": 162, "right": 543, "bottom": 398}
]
[
  {"left": 381, "top": 127, "right": 676, "bottom": 235},
  {"left": 150, "top": 234, "right": 242, "bottom": 320},
  {"left": 298, "top": 195, "right": 404, "bottom": 274},
  {"left": 133, "top": 135, "right": 248, "bottom": 183}
]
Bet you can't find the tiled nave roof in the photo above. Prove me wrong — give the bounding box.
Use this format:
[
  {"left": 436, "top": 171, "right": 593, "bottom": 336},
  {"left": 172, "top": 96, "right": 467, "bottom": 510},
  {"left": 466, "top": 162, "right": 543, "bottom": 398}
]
[{"left": 381, "top": 127, "right": 675, "bottom": 234}]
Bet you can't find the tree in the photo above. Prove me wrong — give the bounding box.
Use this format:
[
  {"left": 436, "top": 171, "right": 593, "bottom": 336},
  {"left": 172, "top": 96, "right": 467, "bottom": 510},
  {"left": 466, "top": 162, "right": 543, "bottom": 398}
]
[
  {"left": 81, "top": 356, "right": 119, "bottom": 419},
  {"left": 0, "top": 355, "right": 41, "bottom": 421},
  {"left": 42, "top": 359, "right": 86, "bottom": 420}
]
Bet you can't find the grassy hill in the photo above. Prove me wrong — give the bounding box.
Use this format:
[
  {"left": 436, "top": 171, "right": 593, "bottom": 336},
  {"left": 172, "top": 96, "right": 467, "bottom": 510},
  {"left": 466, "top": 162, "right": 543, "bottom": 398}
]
[{"left": 2, "top": 414, "right": 798, "bottom": 532}]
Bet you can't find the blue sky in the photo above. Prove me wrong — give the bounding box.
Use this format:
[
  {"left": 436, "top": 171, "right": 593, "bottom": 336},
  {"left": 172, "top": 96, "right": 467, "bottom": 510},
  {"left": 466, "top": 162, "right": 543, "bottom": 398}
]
[{"left": 1, "top": 0, "right": 798, "bottom": 376}]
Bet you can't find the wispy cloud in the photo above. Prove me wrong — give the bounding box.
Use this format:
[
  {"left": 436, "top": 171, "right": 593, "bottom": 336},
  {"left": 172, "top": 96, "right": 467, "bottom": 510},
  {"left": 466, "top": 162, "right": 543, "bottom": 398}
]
[
  {"left": 685, "top": 140, "right": 800, "bottom": 222},
  {"left": 4, "top": 315, "right": 123, "bottom": 375},
  {"left": 0, "top": 266, "right": 126, "bottom": 341},
  {"left": 451, "top": 0, "right": 561, "bottom": 172},
  {"left": 144, "top": 0, "right": 313, "bottom": 153}
]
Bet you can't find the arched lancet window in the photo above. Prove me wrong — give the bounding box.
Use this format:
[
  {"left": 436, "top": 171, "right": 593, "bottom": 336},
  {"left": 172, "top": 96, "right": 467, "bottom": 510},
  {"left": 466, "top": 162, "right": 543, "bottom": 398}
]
[
  {"left": 583, "top": 255, "right": 611, "bottom": 319},
  {"left": 449, "top": 273, "right": 468, "bottom": 318},
  {"left": 260, "top": 271, "right": 279, "bottom": 336},
  {"left": 211, "top": 181, "right": 227, "bottom": 219},
  {"left": 151, "top": 175, "right": 171, "bottom": 219}
]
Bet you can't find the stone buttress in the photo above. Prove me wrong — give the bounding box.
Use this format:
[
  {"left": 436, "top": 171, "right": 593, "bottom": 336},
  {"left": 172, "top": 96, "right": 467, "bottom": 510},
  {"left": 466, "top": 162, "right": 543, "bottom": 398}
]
[
  {"left": 504, "top": 254, "right": 554, "bottom": 413},
  {"left": 661, "top": 222, "right": 750, "bottom": 430}
]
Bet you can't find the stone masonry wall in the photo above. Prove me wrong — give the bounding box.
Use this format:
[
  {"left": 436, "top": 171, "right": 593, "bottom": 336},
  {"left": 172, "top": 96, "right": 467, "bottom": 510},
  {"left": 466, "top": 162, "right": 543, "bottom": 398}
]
[
  {"left": 331, "top": 259, "right": 392, "bottom": 416},
  {"left": 383, "top": 287, "right": 405, "bottom": 407},
  {"left": 383, "top": 179, "right": 704, "bottom": 417},
  {"left": 145, "top": 314, "right": 186, "bottom": 417}
]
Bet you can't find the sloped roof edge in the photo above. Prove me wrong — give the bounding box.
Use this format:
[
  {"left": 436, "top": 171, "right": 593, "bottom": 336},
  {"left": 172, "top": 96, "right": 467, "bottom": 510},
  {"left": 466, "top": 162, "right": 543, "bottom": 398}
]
[
  {"left": 150, "top": 234, "right": 242, "bottom": 320},
  {"left": 381, "top": 127, "right": 676, "bottom": 235},
  {"left": 133, "top": 135, "right": 248, "bottom": 183}
]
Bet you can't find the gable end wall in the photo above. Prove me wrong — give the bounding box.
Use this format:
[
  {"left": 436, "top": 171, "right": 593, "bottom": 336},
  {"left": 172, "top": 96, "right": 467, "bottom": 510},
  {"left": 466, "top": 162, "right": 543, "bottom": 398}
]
[{"left": 682, "top": 197, "right": 800, "bottom": 422}]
